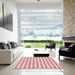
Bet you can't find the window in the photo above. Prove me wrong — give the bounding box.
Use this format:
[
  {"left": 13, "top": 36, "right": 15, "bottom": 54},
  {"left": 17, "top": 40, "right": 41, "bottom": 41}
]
[{"left": 19, "top": 10, "right": 63, "bottom": 40}]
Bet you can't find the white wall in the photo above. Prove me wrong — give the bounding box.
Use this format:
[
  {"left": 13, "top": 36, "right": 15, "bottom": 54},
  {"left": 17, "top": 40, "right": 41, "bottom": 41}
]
[
  {"left": 17, "top": 3, "right": 62, "bottom": 10},
  {"left": 0, "top": 0, "right": 18, "bottom": 42},
  {"left": 0, "top": 27, "right": 17, "bottom": 42}
]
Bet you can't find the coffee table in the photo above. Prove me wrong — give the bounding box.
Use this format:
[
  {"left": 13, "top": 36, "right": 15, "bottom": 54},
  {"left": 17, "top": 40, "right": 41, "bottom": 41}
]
[{"left": 34, "top": 49, "right": 49, "bottom": 57}]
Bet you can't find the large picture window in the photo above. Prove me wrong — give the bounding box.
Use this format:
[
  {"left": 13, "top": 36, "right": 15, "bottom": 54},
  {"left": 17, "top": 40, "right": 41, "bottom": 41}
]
[
  {"left": 19, "top": 10, "right": 63, "bottom": 40},
  {"left": 19, "top": 10, "right": 63, "bottom": 48}
]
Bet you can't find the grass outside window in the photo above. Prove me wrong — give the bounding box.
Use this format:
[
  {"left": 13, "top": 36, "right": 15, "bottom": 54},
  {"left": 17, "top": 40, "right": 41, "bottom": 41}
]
[{"left": 21, "top": 40, "right": 63, "bottom": 48}]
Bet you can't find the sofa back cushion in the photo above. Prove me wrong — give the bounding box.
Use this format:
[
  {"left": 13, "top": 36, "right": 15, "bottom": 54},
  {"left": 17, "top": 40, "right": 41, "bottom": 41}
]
[
  {"left": 50, "top": 42, "right": 55, "bottom": 48},
  {"left": 68, "top": 44, "right": 75, "bottom": 53}
]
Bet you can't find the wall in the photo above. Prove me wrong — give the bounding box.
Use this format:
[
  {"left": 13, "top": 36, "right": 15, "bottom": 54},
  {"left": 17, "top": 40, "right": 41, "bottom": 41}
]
[
  {"left": 0, "top": 0, "right": 18, "bottom": 42},
  {"left": 63, "top": 0, "right": 75, "bottom": 37},
  {"left": 0, "top": 27, "right": 17, "bottom": 42},
  {"left": 17, "top": 3, "right": 62, "bottom": 10}
]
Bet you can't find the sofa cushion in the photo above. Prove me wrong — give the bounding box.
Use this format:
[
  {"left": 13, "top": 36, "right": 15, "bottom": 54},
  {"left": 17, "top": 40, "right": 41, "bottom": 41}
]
[
  {"left": 13, "top": 47, "right": 23, "bottom": 60},
  {"left": 13, "top": 48, "right": 20, "bottom": 60}
]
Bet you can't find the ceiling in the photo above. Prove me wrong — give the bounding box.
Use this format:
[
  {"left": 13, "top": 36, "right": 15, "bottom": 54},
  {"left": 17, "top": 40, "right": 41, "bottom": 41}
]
[
  {"left": 16, "top": 0, "right": 62, "bottom": 9},
  {"left": 16, "top": 0, "right": 61, "bottom": 3},
  {"left": 2, "top": 0, "right": 62, "bottom": 10}
]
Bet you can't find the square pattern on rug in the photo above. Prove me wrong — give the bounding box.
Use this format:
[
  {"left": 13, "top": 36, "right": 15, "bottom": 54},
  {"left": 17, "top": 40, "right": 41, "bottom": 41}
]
[{"left": 14, "top": 57, "right": 62, "bottom": 69}]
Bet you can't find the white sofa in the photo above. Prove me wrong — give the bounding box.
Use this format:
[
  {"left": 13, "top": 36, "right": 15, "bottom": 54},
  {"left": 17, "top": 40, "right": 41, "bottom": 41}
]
[{"left": 0, "top": 46, "right": 24, "bottom": 64}]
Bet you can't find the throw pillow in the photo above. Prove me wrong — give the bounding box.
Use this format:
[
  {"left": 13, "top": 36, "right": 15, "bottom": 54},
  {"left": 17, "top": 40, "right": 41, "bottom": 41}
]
[
  {"left": 10, "top": 42, "right": 18, "bottom": 48},
  {"left": 7, "top": 43, "right": 11, "bottom": 49},
  {"left": 0, "top": 42, "right": 8, "bottom": 49}
]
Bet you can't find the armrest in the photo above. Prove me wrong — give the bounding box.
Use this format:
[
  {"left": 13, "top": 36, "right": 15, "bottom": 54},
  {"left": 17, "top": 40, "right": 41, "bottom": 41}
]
[
  {"left": 18, "top": 45, "right": 24, "bottom": 47},
  {"left": 45, "top": 44, "right": 49, "bottom": 47},
  {"left": 60, "top": 46, "right": 68, "bottom": 49},
  {"left": 0, "top": 50, "right": 13, "bottom": 64}
]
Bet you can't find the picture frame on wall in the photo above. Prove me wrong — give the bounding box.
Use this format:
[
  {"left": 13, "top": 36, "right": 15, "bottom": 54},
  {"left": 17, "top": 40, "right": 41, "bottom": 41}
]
[
  {"left": 4, "top": 4, "right": 13, "bottom": 31},
  {"left": 0, "top": 1, "right": 3, "bottom": 27},
  {"left": 0, "top": 1, "right": 13, "bottom": 31}
]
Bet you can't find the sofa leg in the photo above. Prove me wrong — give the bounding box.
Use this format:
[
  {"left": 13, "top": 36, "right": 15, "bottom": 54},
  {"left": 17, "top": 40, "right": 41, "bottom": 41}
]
[
  {"left": 45, "top": 48, "right": 46, "bottom": 51},
  {"left": 59, "top": 55, "right": 60, "bottom": 60}
]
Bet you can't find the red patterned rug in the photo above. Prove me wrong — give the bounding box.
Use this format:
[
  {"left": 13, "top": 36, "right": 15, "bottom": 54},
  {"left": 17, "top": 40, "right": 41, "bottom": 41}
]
[{"left": 14, "top": 57, "right": 62, "bottom": 69}]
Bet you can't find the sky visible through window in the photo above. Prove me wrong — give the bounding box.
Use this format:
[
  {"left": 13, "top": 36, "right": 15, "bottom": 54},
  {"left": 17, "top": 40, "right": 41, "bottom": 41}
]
[{"left": 20, "top": 10, "right": 63, "bottom": 40}]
